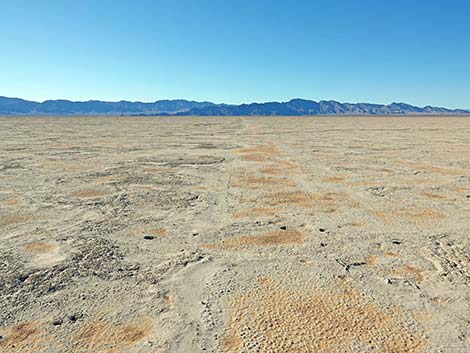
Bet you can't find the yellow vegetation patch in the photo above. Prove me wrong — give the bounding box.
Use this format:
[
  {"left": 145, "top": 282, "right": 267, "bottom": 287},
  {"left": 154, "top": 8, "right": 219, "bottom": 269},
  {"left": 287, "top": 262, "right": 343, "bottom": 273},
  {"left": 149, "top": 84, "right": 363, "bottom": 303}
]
[
  {"left": 0, "top": 197, "right": 18, "bottom": 206},
  {"left": 385, "top": 251, "right": 401, "bottom": 259},
  {"left": 238, "top": 143, "right": 279, "bottom": 156},
  {"left": 24, "top": 242, "right": 57, "bottom": 254},
  {"left": 234, "top": 207, "right": 279, "bottom": 219},
  {"left": 163, "top": 294, "right": 174, "bottom": 305},
  {"left": 0, "top": 214, "right": 34, "bottom": 226},
  {"left": 323, "top": 176, "right": 347, "bottom": 183},
  {"left": 273, "top": 158, "right": 303, "bottom": 170},
  {"left": 224, "top": 279, "right": 425, "bottom": 353},
  {"left": 350, "top": 222, "right": 366, "bottom": 227},
  {"left": 72, "top": 316, "right": 154, "bottom": 352},
  {"left": 0, "top": 321, "right": 52, "bottom": 353},
  {"left": 223, "top": 331, "right": 242, "bottom": 352},
  {"left": 260, "top": 165, "right": 286, "bottom": 176},
  {"left": 365, "top": 255, "right": 380, "bottom": 266},
  {"left": 398, "top": 209, "right": 447, "bottom": 224},
  {"left": 265, "top": 191, "right": 341, "bottom": 213},
  {"left": 420, "top": 192, "right": 446, "bottom": 199},
  {"left": 349, "top": 200, "right": 361, "bottom": 208},
  {"left": 451, "top": 186, "right": 470, "bottom": 193},
  {"left": 238, "top": 143, "right": 281, "bottom": 163},
  {"left": 35, "top": 160, "right": 100, "bottom": 172},
  {"left": 391, "top": 265, "right": 425, "bottom": 284},
  {"left": 147, "top": 228, "right": 168, "bottom": 236},
  {"left": 370, "top": 209, "right": 446, "bottom": 225},
  {"left": 206, "top": 229, "right": 304, "bottom": 250},
  {"left": 240, "top": 153, "right": 271, "bottom": 162}
]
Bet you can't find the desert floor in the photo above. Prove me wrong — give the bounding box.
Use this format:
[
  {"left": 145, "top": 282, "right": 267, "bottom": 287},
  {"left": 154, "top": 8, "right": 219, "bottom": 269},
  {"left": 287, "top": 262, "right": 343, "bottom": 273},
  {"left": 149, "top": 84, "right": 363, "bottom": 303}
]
[{"left": 0, "top": 116, "right": 469, "bottom": 353}]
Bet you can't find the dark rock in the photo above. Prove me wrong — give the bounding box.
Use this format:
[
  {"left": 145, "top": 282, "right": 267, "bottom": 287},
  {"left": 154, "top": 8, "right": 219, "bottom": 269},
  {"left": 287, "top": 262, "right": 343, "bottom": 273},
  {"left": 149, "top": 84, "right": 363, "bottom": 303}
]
[{"left": 52, "top": 318, "right": 63, "bottom": 326}]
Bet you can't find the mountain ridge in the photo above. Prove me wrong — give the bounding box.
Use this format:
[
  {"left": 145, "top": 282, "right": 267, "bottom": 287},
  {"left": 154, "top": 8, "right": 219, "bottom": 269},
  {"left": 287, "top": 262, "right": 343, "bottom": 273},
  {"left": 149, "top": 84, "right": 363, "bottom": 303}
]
[{"left": 0, "top": 96, "right": 468, "bottom": 116}]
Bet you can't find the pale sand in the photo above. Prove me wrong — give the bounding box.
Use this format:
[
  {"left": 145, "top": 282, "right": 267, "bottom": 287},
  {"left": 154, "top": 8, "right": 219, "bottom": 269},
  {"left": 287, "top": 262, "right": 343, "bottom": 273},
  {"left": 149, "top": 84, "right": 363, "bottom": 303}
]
[{"left": 0, "top": 116, "right": 469, "bottom": 352}]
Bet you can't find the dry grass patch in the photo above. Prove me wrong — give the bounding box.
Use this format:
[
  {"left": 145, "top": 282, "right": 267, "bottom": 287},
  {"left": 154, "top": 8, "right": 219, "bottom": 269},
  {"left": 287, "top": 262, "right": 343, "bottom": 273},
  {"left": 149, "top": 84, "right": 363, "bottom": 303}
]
[
  {"left": 451, "top": 186, "right": 470, "bottom": 193},
  {"left": 399, "top": 209, "right": 447, "bottom": 224},
  {"left": 35, "top": 160, "right": 100, "bottom": 172},
  {"left": 147, "top": 228, "right": 168, "bottom": 236},
  {"left": 323, "top": 176, "right": 347, "bottom": 183},
  {"left": 238, "top": 143, "right": 279, "bottom": 156},
  {"left": 240, "top": 153, "right": 271, "bottom": 162},
  {"left": 238, "top": 143, "right": 281, "bottom": 163},
  {"left": 273, "top": 158, "right": 303, "bottom": 170},
  {"left": 370, "top": 209, "right": 447, "bottom": 225},
  {"left": 0, "top": 321, "right": 53, "bottom": 353},
  {"left": 265, "top": 191, "right": 342, "bottom": 212},
  {"left": 73, "top": 316, "right": 154, "bottom": 352},
  {"left": 420, "top": 192, "right": 446, "bottom": 199},
  {"left": 0, "top": 197, "right": 18, "bottom": 206},
  {"left": 259, "top": 161, "right": 303, "bottom": 176},
  {"left": 224, "top": 279, "right": 425, "bottom": 353},
  {"left": 349, "top": 200, "right": 361, "bottom": 208},
  {"left": 234, "top": 207, "right": 279, "bottom": 219},
  {"left": 391, "top": 265, "right": 425, "bottom": 284},
  {"left": 24, "top": 242, "right": 57, "bottom": 254},
  {"left": 0, "top": 214, "right": 34, "bottom": 227},
  {"left": 385, "top": 251, "right": 401, "bottom": 259},
  {"left": 365, "top": 255, "right": 380, "bottom": 266},
  {"left": 206, "top": 229, "right": 304, "bottom": 250},
  {"left": 259, "top": 165, "right": 286, "bottom": 176}
]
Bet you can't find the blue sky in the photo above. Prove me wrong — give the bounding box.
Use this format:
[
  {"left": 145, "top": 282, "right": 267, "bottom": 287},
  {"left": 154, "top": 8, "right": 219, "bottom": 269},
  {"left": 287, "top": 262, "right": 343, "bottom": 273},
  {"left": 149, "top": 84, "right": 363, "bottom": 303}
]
[{"left": 1, "top": 0, "right": 469, "bottom": 108}]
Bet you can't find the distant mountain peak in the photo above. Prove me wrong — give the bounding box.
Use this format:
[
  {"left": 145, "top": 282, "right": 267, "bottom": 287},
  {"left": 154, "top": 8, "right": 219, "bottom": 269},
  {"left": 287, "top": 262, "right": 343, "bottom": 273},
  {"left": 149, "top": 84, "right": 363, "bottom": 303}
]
[{"left": 0, "top": 96, "right": 468, "bottom": 116}]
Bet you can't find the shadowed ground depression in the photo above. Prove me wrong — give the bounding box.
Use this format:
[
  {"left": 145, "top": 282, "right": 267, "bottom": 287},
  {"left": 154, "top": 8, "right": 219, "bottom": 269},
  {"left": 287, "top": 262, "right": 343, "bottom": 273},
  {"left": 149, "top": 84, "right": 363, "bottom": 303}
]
[{"left": 0, "top": 116, "right": 469, "bottom": 352}]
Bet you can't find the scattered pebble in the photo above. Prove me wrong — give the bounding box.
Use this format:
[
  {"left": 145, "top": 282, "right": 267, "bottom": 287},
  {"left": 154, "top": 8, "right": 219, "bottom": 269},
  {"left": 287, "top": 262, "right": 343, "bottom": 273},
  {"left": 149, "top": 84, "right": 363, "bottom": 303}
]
[
  {"left": 143, "top": 235, "right": 155, "bottom": 240},
  {"left": 52, "top": 318, "right": 63, "bottom": 326},
  {"left": 192, "top": 230, "right": 199, "bottom": 236}
]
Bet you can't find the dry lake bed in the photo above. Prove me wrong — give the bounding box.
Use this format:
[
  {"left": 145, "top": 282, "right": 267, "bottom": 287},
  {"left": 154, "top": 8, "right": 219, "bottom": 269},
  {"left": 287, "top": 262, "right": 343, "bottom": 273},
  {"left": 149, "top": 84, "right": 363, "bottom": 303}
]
[{"left": 0, "top": 116, "right": 469, "bottom": 353}]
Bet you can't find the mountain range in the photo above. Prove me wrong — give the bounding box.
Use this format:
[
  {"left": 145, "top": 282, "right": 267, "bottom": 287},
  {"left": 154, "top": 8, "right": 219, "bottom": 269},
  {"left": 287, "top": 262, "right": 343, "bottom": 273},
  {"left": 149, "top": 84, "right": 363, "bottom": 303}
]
[{"left": 0, "top": 96, "right": 468, "bottom": 116}]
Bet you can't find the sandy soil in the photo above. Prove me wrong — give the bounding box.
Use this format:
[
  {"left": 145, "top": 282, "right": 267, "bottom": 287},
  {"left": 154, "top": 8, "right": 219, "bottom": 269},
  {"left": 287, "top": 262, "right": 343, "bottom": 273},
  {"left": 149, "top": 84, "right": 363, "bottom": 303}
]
[{"left": 0, "top": 116, "right": 469, "bottom": 353}]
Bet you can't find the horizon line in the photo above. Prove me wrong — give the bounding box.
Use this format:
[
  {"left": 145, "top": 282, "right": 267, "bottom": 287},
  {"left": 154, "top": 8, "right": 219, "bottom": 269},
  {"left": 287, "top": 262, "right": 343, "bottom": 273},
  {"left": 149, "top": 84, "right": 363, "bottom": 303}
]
[{"left": 2, "top": 95, "right": 469, "bottom": 111}]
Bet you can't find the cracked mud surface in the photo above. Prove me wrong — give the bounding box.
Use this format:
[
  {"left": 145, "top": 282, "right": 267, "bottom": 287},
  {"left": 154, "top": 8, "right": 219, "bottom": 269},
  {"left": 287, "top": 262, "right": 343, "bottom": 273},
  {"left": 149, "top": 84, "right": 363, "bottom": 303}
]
[{"left": 0, "top": 116, "right": 469, "bottom": 352}]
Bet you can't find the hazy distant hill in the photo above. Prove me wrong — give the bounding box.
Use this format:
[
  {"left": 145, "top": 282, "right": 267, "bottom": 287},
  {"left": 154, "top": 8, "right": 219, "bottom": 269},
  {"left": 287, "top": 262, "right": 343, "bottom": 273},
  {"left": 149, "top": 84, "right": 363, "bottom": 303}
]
[
  {"left": 0, "top": 96, "right": 468, "bottom": 116},
  {"left": 0, "top": 97, "right": 215, "bottom": 115}
]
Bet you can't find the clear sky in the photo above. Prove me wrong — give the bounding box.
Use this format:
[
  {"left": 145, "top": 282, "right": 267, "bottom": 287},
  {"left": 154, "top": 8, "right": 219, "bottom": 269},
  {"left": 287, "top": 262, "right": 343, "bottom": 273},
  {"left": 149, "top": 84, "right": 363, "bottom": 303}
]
[{"left": 1, "top": 0, "right": 469, "bottom": 108}]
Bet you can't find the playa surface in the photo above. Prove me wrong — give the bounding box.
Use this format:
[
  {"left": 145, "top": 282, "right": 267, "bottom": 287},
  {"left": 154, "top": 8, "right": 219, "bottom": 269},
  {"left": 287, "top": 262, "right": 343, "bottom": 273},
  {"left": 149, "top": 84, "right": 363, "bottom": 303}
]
[{"left": 0, "top": 116, "right": 469, "bottom": 352}]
